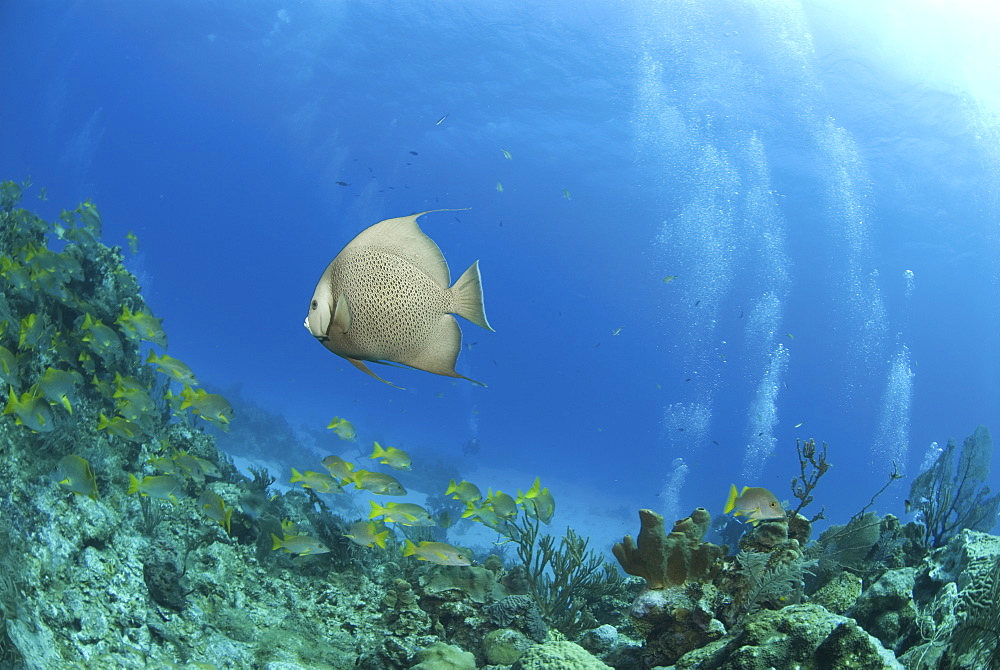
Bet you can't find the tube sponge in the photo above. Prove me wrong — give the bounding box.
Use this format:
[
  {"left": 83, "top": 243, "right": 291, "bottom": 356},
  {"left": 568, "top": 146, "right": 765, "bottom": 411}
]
[{"left": 612, "top": 508, "right": 725, "bottom": 589}]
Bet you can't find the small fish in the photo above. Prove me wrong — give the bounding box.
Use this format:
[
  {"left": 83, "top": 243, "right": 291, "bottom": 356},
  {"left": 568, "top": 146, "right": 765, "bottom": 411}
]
[
  {"left": 402, "top": 539, "right": 471, "bottom": 566},
  {"left": 115, "top": 306, "right": 167, "bottom": 347},
  {"left": 327, "top": 416, "right": 357, "bottom": 441},
  {"left": 445, "top": 478, "right": 482, "bottom": 503},
  {"left": 501, "top": 149, "right": 512, "bottom": 160},
  {"left": 496, "top": 181, "right": 504, "bottom": 193},
  {"left": 80, "top": 314, "right": 122, "bottom": 361},
  {"left": 409, "top": 151, "right": 419, "bottom": 156},
  {"left": 321, "top": 454, "right": 355, "bottom": 481},
  {"left": 172, "top": 450, "right": 221, "bottom": 481},
  {"left": 113, "top": 375, "right": 156, "bottom": 422},
  {"left": 304, "top": 210, "right": 492, "bottom": 387},
  {"left": 794, "top": 422, "right": 803, "bottom": 428},
  {"left": 52, "top": 454, "right": 98, "bottom": 500},
  {"left": 723, "top": 484, "right": 784, "bottom": 525},
  {"left": 517, "top": 477, "right": 555, "bottom": 523},
  {"left": 435, "top": 114, "right": 449, "bottom": 126},
  {"left": 351, "top": 469, "right": 406, "bottom": 496},
  {"left": 128, "top": 473, "right": 186, "bottom": 504},
  {"left": 369, "top": 500, "right": 435, "bottom": 526},
  {"left": 662, "top": 275, "right": 677, "bottom": 283},
  {"left": 18, "top": 313, "right": 49, "bottom": 350},
  {"left": 271, "top": 532, "right": 331, "bottom": 556},
  {"left": 97, "top": 412, "right": 146, "bottom": 441},
  {"left": 335, "top": 181, "right": 350, "bottom": 186},
  {"left": 463, "top": 500, "right": 500, "bottom": 526},
  {"left": 786, "top": 333, "right": 794, "bottom": 340},
  {"left": 562, "top": 188, "right": 571, "bottom": 200},
  {"left": 370, "top": 442, "right": 411, "bottom": 471},
  {"left": 290, "top": 468, "right": 344, "bottom": 494},
  {"left": 146, "top": 351, "right": 198, "bottom": 386},
  {"left": 126, "top": 231, "right": 139, "bottom": 254},
  {"left": 0, "top": 257, "right": 31, "bottom": 292},
  {"left": 76, "top": 350, "right": 96, "bottom": 375},
  {"left": 612, "top": 327, "right": 623, "bottom": 336},
  {"left": 345, "top": 520, "right": 389, "bottom": 549},
  {"left": 0, "top": 345, "right": 17, "bottom": 385},
  {"left": 197, "top": 490, "right": 233, "bottom": 533},
  {"left": 78, "top": 198, "right": 102, "bottom": 231},
  {"left": 484, "top": 489, "right": 518, "bottom": 518},
  {"left": 4, "top": 386, "right": 55, "bottom": 432},
  {"left": 35, "top": 368, "right": 82, "bottom": 414},
  {"left": 180, "top": 386, "right": 234, "bottom": 430},
  {"left": 147, "top": 455, "right": 177, "bottom": 475}
]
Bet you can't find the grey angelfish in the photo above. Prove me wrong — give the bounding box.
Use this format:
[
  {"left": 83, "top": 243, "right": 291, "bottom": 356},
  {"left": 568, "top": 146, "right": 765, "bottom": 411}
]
[{"left": 305, "top": 209, "right": 493, "bottom": 388}]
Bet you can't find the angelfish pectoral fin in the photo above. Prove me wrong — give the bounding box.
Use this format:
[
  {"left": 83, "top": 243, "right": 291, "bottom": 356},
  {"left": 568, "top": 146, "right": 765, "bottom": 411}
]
[
  {"left": 347, "top": 358, "right": 405, "bottom": 390},
  {"left": 333, "top": 294, "right": 352, "bottom": 334}
]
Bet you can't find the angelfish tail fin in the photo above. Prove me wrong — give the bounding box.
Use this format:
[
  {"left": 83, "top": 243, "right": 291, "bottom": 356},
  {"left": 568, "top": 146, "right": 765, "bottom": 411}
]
[{"left": 450, "top": 261, "right": 494, "bottom": 331}]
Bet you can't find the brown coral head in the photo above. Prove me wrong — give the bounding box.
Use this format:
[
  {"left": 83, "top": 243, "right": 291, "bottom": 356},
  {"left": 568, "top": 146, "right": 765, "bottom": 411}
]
[
  {"left": 737, "top": 518, "right": 789, "bottom": 552},
  {"left": 787, "top": 512, "right": 812, "bottom": 545}
]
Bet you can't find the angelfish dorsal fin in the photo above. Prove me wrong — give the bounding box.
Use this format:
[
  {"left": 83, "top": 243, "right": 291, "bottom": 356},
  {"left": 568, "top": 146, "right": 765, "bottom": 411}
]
[
  {"left": 345, "top": 210, "right": 468, "bottom": 288},
  {"left": 333, "top": 294, "right": 352, "bottom": 334}
]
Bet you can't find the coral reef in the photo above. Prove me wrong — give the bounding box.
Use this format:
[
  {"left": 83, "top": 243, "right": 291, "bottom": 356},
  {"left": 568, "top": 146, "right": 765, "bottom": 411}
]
[
  {"left": 673, "top": 604, "right": 903, "bottom": 669},
  {"left": 7, "top": 184, "right": 1000, "bottom": 670}
]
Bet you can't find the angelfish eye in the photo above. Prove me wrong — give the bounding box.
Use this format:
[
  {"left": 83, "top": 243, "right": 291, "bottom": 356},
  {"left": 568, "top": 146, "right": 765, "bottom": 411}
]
[{"left": 311, "top": 299, "right": 318, "bottom": 310}]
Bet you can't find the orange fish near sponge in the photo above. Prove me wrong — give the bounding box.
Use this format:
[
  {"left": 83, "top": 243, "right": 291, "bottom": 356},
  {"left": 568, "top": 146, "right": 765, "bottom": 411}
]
[{"left": 723, "top": 485, "right": 784, "bottom": 525}]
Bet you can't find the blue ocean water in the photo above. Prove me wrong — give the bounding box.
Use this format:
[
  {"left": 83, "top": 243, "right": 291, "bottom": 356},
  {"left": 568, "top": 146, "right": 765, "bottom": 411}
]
[{"left": 2, "top": 0, "right": 998, "bottom": 543}]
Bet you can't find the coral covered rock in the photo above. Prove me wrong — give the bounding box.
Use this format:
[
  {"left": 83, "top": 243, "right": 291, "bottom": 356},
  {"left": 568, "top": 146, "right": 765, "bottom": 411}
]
[
  {"left": 511, "top": 640, "right": 612, "bottom": 669},
  {"left": 673, "top": 604, "right": 902, "bottom": 669},
  {"left": 408, "top": 641, "right": 475, "bottom": 670},
  {"left": 629, "top": 583, "right": 725, "bottom": 667},
  {"left": 849, "top": 567, "right": 917, "bottom": 651},
  {"left": 483, "top": 628, "right": 533, "bottom": 665},
  {"left": 810, "top": 571, "right": 863, "bottom": 615}
]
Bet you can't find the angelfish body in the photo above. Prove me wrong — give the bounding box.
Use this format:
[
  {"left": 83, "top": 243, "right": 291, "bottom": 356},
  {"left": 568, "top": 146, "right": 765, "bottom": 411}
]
[{"left": 306, "top": 210, "right": 493, "bottom": 387}]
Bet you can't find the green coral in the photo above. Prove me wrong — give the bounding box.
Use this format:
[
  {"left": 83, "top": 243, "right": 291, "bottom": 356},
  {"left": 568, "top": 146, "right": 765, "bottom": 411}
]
[
  {"left": 511, "top": 640, "right": 612, "bottom": 669},
  {"left": 483, "top": 628, "right": 533, "bottom": 665},
  {"left": 408, "top": 641, "right": 475, "bottom": 670}
]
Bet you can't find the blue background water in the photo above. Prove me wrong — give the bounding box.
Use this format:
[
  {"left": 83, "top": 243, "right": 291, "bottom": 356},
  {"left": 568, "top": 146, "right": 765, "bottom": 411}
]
[{"left": 2, "top": 0, "right": 998, "bottom": 538}]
